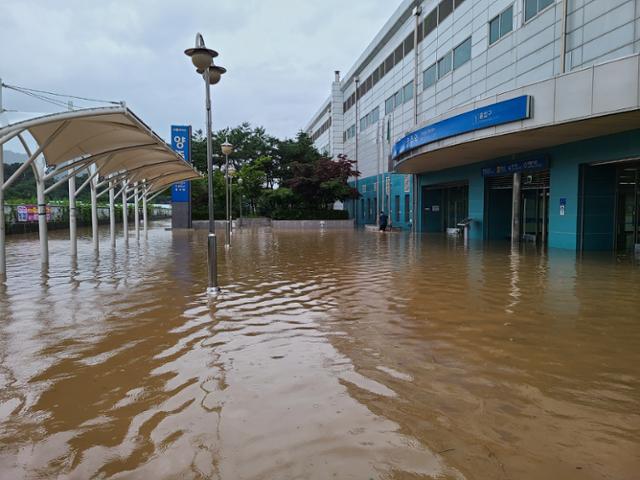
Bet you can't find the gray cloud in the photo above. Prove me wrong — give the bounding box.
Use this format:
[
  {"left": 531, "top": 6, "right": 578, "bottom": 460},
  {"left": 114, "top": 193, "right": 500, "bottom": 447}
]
[{"left": 0, "top": 0, "right": 396, "bottom": 141}]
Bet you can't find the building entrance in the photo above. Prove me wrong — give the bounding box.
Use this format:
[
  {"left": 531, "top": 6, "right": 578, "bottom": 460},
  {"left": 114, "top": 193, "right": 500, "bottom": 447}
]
[
  {"left": 616, "top": 164, "right": 640, "bottom": 252},
  {"left": 421, "top": 183, "right": 468, "bottom": 233},
  {"left": 486, "top": 170, "right": 550, "bottom": 243}
]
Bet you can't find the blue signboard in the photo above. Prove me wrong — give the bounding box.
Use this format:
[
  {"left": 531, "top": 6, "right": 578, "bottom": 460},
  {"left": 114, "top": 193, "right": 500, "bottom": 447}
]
[
  {"left": 171, "top": 125, "right": 192, "bottom": 203},
  {"left": 392, "top": 95, "right": 532, "bottom": 159},
  {"left": 481, "top": 156, "right": 549, "bottom": 177}
]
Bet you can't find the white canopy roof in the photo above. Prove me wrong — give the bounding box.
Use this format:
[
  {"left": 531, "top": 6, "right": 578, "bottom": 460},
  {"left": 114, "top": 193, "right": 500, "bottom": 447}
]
[{"left": 0, "top": 105, "right": 201, "bottom": 194}]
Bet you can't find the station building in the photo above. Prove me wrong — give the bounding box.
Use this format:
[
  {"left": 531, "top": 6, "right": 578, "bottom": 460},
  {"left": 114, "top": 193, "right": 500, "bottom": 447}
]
[{"left": 304, "top": 0, "right": 640, "bottom": 252}]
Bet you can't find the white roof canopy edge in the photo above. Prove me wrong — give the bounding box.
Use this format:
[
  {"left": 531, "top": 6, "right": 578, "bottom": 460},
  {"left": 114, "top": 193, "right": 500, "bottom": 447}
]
[{"left": 0, "top": 105, "right": 202, "bottom": 192}]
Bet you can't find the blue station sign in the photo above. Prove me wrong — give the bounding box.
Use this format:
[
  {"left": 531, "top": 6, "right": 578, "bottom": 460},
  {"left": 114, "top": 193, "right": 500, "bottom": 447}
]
[
  {"left": 170, "top": 125, "right": 192, "bottom": 203},
  {"left": 392, "top": 95, "right": 532, "bottom": 159}
]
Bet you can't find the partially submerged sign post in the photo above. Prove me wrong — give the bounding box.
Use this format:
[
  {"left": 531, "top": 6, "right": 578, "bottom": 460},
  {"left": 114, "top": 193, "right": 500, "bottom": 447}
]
[{"left": 171, "top": 125, "right": 193, "bottom": 229}]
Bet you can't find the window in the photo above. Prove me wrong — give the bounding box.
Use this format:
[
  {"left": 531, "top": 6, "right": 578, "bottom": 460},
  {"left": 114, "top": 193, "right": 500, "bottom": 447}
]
[
  {"left": 385, "top": 53, "right": 394, "bottom": 73},
  {"left": 423, "top": 63, "right": 437, "bottom": 89},
  {"left": 385, "top": 96, "right": 394, "bottom": 115},
  {"left": 438, "top": 51, "right": 452, "bottom": 78},
  {"left": 345, "top": 124, "right": 356, "bottom": 141},
  {"left": 417, "top": 22, "right": 424, "bottom": 42},
  {"left": 394, "top": 90, "right": 403, "bottom": 108},
  {"left": 404, "top": 195, "right": 411, "bottom": 223},
  {"left": 454, "top": 0, "right": 465, "bottom": 6},
  {"left": 373, "top": 68, "right": 380, "bottom": 85},
  {"left": 438, "top": 0, "right": 454, "bottom": 23},
  {"left": 394, "top": 44, "right": 404, "bottom": 66},
  {"left": 404, "top": 34, "right": 414, "bottom": 55},
  {"left": 395, "top": 195, "right": 400, "bottom": 222},
  {"left": 453, "top": 37, "right": 471, "bottom": 69},
  {"left": 489, "top": 6, "right": 513, "bottom": 45},
  {"left": 525, "top": 0, "right": 554, "bottom": 22},
  {"left": 403, "top": 81, "right": 414, "bottom": 104},
  {"left": 424, "top": 10, "right": 438, "bottom": 38}
]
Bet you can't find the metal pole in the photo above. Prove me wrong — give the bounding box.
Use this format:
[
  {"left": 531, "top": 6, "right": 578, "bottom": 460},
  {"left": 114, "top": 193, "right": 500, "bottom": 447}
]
[
  {"left": 69, "top": 174, "right": 77, "bottom": 257},
  {"left": 109, "top": 181, "right": 116, "bottom": 247},
  {"left": 204, "top": 67, "right": 218, "bottom": 290},
  {"left": 134, "top": 182, "right": 140, "bottom": 241},
  {"left": 229, "top": 176, "right": 233, "bottom": 232},
  {"left": 354, "top": 76, "right": 360, "bottom": 225},
  {"left": 90, "top": 165, "right": 99, "bottom": 254},
  {"left": 0, "top": 143, "right": 5, "bottom": 281},
  {"left": 142, "top": 189, "right": 148, "bottom": 237},
  {"left": 413, "top": 5, "right": 421, "bottom": 126},
  {"left": 511, "top": 172, "right": 522, "bottom": 244},
  {"left": 35, "top": 162, "right": 49, "bottom": 266},
  {"left": 225, "top": 153, "right": 230, "bottom": 247},
  {"left": 122, "top": 181, "right": 128, "bottom": 247}
]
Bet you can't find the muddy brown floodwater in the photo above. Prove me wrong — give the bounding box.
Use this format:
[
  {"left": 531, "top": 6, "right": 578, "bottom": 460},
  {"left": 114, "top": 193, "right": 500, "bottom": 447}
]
[{"left": 0, "top": 222, "right": 638, "bottom": 479}]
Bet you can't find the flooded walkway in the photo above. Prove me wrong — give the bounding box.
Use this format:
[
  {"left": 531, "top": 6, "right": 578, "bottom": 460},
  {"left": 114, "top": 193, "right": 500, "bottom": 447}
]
[{"left": 0, "top": 223, "right": 638, "bottom": 479}]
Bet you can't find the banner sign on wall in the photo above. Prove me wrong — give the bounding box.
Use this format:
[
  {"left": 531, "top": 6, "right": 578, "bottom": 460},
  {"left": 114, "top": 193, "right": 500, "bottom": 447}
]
[
  {"left": 16, "top": 205, "right": 51, "bottom": 222},
  {"left": 171, "top": 125, "right": 192, "bottom": 203},
  {"left": 392, "top": 95, "right": 532, "bottom": 159}
]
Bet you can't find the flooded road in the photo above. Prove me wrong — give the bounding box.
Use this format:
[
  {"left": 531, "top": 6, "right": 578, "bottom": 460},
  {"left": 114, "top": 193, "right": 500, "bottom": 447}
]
[{"left": 0, "top": 223, "right": 638, "bottom": 479}]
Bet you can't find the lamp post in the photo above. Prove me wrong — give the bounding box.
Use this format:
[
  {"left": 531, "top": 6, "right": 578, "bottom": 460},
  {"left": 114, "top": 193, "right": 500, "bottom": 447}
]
[
  {"left": 228, "top": 165, "right": 236, "bottom": 237},
  {"left": 185, "top": 33, "right": 226, "bottom": 291},
  {"left": 221, "top": 139, "right": 233, "bottom": 247},
  {"left": 237, "top": 177, "right": 243, "bottom": 228}
]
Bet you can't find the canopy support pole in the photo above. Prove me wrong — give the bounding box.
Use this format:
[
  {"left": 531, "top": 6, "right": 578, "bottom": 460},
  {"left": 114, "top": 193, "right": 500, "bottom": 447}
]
[
  {"left": 122, "top": 181, "right": 129, "bottom": 247},
  {"left": 142, "top": 187, "right": 148, "bottom": 238},
  {"left": 90, "top": 165, "right": 99, "bottom": 254},
  {"left": 109, "top": 181, "right": 116, "bottom": 248},
  {"left": 0, "top": 143, "right": 6, "bottom": 282},
  {"left": 134, "top": 182, "right": 140, "bottom": 241},
  {"left": 35, "top": 161, "right": 49, "bottom": 267},
  {"left": 69, "top": 174, "right": 77, "bottom": 257}
]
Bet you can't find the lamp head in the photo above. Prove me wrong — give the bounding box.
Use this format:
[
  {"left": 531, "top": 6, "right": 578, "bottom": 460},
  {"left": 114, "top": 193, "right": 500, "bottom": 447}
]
[
  {"left": 221, "top": 140, "right": 233, "bottom": 156},
  {"left": 185, "top": 33, "right": 218, "bottom": 73},
  {"left": 208, "top": 65, "right": 227, "bottom": 85}
]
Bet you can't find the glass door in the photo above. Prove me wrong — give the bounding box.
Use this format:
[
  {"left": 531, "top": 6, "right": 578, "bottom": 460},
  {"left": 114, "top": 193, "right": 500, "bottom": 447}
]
[
  {"left": 616, "top": 167, "right": 638, "bottom": 251},
  {"left": 521, "top": 187, "right": 549, "bottom": 244}
]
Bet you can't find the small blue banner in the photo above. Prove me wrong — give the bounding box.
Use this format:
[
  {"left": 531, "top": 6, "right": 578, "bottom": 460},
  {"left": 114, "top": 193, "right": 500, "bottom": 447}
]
[
  {"left": 171, "top": 125, "right": 192, "bottom": 203},
  {"left": 392, "top": 95, "right": 532, "bottom": 159},
  {"left": 481, "top": 156, "right": 549, "bottom": 177}
]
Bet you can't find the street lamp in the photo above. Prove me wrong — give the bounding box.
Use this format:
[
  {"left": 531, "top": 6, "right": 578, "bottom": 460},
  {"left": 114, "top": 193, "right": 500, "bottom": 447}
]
[
  {"left": 185, "top": 33, "right": 226, "bottom": 292},
  {"left": 237, "top": 176, "right": 243, "bottom": 228},
  {"left": 221, "top": 139, "right": 233, "bottom": 247}
]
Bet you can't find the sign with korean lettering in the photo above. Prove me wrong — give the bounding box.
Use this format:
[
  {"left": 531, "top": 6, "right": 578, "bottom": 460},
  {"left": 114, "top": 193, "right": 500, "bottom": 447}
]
[
  {"left": 392, "top": 95, "right": 532, "bottom": 159},
  {"left": 171, "top": 125, "right": 192, "bottom": 203},
  {"left": 16, "top": 205, "right": 51, "bottom": 222},
  {"left": 481, "top": 156, "right": 549, "bottom": 177}
]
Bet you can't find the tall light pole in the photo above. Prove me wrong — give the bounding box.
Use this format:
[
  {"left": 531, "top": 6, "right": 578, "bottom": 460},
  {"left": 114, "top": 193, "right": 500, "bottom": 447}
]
[
  {"left": 185, "top": 33, "right": 227, "bottom": 291},
  {"left": 221, "top": 139, "right": 233, "bottom": 247},
  {"left": 237, "top": 176, "right": 243, "bottom": 228}
]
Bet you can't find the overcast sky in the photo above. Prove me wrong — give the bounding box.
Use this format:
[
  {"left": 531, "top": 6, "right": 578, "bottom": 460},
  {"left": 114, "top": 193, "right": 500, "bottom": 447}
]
[{"left": 0, "top": 0, "right": 398, "bottom": 143}]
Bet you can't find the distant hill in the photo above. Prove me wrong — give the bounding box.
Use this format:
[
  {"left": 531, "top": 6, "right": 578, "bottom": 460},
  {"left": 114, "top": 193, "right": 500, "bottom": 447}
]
[{"left": 3, "top": 150, "right": 28, "bottom": 164}]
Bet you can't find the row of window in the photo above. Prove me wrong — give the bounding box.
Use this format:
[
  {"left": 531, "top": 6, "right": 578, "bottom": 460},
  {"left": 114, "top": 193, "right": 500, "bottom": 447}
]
[
  {"left": 311, "top": 117, "right": 331, "bottom": 143},
  {"left": 358, "top": 194, "right": 411, "bottom": 224},
  {"left": 423, "top": 36, "right": 471, "bottom": 89},
  {"left": 360, "top": 106, "right": 380, "bottom": 132},
  {"left": 343, "top": 0, "right": 468, "bottom": 115},
  {"left": 385, "top": 81, "right": 414, "bottom": 115}
]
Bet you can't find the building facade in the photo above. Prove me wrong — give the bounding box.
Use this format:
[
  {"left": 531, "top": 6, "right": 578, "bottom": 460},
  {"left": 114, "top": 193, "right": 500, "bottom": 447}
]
[{"left": 305, "top": 0, "right": 640, "bottom": 252}]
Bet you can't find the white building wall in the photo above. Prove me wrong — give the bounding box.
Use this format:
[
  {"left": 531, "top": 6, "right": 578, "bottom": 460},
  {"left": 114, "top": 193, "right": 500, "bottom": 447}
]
[{"left": 305, "top": 0, "right": 640, "bottom": 179}]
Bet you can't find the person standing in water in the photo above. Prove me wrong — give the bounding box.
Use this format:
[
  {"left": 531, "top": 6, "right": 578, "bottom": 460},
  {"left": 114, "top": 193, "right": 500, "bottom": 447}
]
[{"left": 379, "top": 211, "right": 389, "bottom": 232}]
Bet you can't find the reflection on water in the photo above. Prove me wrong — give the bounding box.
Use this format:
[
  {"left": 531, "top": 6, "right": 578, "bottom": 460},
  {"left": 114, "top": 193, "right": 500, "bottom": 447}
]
[{"left": 0, "top": 223, "right": 638, "bottom": 479}]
